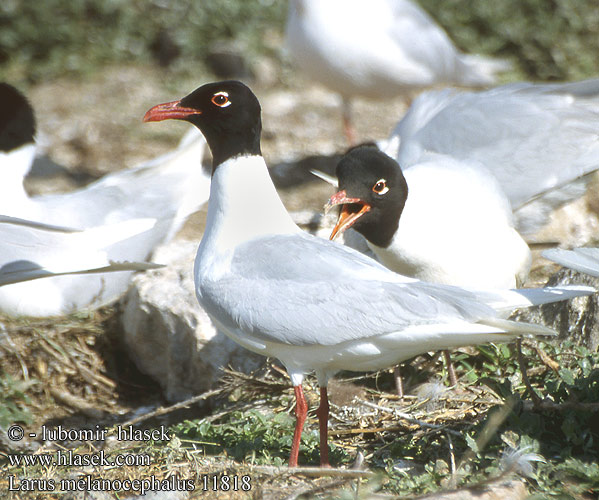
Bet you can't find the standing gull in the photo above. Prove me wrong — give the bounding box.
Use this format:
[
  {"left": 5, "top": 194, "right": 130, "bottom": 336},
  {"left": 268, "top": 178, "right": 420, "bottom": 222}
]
[
  {"left": 286, "top": 0, "right": 509, "bottom": 142},
  {"left": 144, "top": 80, "right": 593, "bottom": 467}
]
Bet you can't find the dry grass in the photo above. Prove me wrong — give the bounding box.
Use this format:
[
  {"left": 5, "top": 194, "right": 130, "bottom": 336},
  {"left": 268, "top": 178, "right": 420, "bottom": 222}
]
[{"left": 0, "top": 312, "right": 522, "bottom": 499}]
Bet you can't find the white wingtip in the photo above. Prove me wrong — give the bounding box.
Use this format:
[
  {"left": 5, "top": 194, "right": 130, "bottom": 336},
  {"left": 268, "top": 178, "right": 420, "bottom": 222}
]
[
  {"left": 480, "top": 317, "right": 557, "bottom": 337},
  {"left": 484, "top": 284, "right": 596, "bottom": 312}
]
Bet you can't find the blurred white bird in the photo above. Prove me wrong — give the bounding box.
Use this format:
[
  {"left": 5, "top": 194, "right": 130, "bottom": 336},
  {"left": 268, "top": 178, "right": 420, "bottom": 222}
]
[
  {"left": 384, "top": 79, "right": 599, "bottom": 235},
  {"left": 286, "top": 0, "right": 510, "bottom": 142},
  {"left": 0, "top": 215, "right": 164, "bottom": 315},
  {"left": 0, "top": 83, "right": 210, "bottom": 316}
]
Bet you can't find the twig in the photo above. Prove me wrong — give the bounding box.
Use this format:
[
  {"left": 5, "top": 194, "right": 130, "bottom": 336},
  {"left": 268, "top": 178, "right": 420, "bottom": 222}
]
[
  {"left": 447, "top": 432, "right": 456, "bottom": 476},
  {"left": 0, "top": 326, "right": 29, "bottom": 380},
  {"left": 117, "top": 387, "right": 224, "bottom": 428},
  {"left": 330, "top": 425, "right": 415, "bottom": 436},
  {"left": 534, "top": 345, "right": 560, "bottom": 373},
  {"left": 284, "top": 479, "right": 356, "bottom": 500},
  {"left": 37, "top": 330, "right": 114, "bottom": 392},
  {"left": 49, "top": 388, "right": 104, "bottom": 419},
  {"left": 357, "top": 399, "right": 463, "bottom": 437},
  {"left": 252, "top": 465, "right": 374, "bottom": 478},
  {"left": 456, "top": 398, "right": 515, "bottom": 472},
  {"left": 200, "top": 398, "right": 268, "bottom": 425}
]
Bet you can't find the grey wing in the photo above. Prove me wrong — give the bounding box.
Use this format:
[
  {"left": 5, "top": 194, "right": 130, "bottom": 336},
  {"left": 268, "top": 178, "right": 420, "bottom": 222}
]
[
  {"left": 387, "top": 1, "right": 462, "bottom": 79},
  {"left": 395, "top": 80, "right": 599, "bottom": 210},
  {"left": 201, "top": 233, "right": 497, "bottom": 346},
  {"left": 33, "top": 133, "right": 209, "bottom": 233},
  {"left": 542, "top": 247, "right": 599, "bottom": 278},
  {"left": 0, "top": 215, "right": 81, "bottom": 232}
]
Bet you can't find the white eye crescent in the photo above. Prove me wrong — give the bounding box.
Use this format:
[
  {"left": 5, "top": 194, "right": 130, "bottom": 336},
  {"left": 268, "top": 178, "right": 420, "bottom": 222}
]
[
  {"left": 211, "top": 91, "right": 232, "bottom": 107},
  {"left": 372, "top": 179, "right": 389, "bottom": 195}
]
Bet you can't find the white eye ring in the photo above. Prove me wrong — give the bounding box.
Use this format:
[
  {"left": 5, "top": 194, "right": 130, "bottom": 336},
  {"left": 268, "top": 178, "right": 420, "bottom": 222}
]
[
  {"left": 211, "top": 91, "right": 232, "bottom": 107},
  {"left": 372, "top": 178, "right": 389, "bottom": 195}
]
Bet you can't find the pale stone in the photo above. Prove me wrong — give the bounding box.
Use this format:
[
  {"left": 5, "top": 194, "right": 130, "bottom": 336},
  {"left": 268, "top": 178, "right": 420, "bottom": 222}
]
[{"left": 120, "top": 240, "right": 263, "bottom": 402}]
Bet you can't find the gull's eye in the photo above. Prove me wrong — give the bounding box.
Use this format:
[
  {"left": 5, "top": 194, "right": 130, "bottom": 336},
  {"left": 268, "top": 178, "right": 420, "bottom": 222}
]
[
  {"left": 211, "top": 91, "right": 231, "bottom": 107},
  {"left": 372, "top": 179, "right": 389, "bottom": 195}
]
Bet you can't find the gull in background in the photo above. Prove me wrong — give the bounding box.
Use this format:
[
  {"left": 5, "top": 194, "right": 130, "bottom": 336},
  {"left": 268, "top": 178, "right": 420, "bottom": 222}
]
[
  {"left": 383, "top": 78, "right": 599, "bottom": 236},
  {"left": 0, "top": 215, "right": 162, "bottom": 283},
  {"left": 320, "top": 79, "right": 599, "bottom": 392},
  {"left": 144, "top": 79, "right": 593, "bottom": 467},
  {"left": 286, "top": 0, "right": 510, "bottom": 142},
  {"left": 0, "top": 83, "right": 210, "bottom": 316},
  {"left": 320, "top": 79, "right": 599, "bottom": 285}
]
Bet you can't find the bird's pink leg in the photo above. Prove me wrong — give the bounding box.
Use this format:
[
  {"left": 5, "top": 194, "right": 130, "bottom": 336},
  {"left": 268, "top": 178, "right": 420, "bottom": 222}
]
[
  {"left": 289, "top": 385, "right": 308, "bottom": 467},
  {"left": 316, "top": 386, "right": 331, "bottom": 467},
  {"left": 393, "top": 365, "right": 404, "bottom": 398},
  {"left": 443, "top": 350, "right": 458, "bottom": 386}
]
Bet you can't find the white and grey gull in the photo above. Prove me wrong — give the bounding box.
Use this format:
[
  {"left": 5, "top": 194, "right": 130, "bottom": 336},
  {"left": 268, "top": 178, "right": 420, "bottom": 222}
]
[
  {"left": 383, "top": 78, "right": 599, "bottom": 237},
  {"left": 143, "top": 80, "right": 594, "bottom": 467},
  {"left": 0, "top": 83, "right": 210, "bottom": 316},
  {"left": 0, "top": 215, "right": 162, "bottom": 287},
  {"left": 320, "top": 79, "right": 599, "bottom": 287},
  {"left": 285, "top": 0, "right": 510, "bottom": 142},
  {"left": 321, "top": 80, "right": 599, "bottom": 392}
]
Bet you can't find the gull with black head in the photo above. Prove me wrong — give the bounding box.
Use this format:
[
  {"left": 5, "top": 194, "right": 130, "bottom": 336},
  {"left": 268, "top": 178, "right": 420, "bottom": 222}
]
[{"left": 144, "top": 80, "right": 593, "bottom": 468}]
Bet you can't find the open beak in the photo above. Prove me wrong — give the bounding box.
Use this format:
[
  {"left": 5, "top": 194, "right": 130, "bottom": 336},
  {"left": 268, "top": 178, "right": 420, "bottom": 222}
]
[
  {"left": 325, "top": 190, "right": 371, "bottom": 240},
  {"left": 143, "top": 99, "right": 202, "bottom": 122}
]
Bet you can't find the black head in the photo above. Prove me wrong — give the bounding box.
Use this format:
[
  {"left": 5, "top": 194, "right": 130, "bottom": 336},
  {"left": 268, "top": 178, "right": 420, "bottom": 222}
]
[
  {"left": 328, "top": 146, "right": 408, "bottom": 248},
  {"left": 0, "top": 83, "right": 36, "bottom": 153},
  {"left": 144, "top": 80, "right": 261, "bottom": 168}
]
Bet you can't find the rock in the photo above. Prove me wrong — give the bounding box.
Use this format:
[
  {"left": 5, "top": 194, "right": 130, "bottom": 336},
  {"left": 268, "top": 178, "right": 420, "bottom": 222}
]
[
  {"left": 120, "top": 240, "right": 263, "bottom": 402},
  {"left": 426, "top": 480, "right": 527, "bottom": 500},
  {"left": 513, "top": 267, "right": 599, "bottom": 350}
]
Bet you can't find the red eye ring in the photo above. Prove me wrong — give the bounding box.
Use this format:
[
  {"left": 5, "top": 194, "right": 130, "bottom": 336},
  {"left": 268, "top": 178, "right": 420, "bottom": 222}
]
[{"left": 211, "top": 92, "right": 231, "bottom": 107}]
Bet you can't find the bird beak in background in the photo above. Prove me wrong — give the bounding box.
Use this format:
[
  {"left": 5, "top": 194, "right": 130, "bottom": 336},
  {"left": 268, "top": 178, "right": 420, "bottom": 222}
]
[
  {"left": 143, "top": 100, "right": 202, "bottom": 122},
  {"left": 325, "top": 190, "right": 371, "bottom": 240}
]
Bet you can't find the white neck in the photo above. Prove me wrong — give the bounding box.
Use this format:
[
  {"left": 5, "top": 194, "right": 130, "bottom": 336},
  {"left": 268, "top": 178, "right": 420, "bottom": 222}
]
[
  {"left": 0, "top": 144, "right": 36, "bottom": 213},
  {"left": 198, "top": 155, "right": 299, "bottom": 260}
]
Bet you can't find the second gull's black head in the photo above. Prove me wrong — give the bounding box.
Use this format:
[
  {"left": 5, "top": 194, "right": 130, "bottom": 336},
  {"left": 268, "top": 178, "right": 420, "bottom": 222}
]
[{"left": 328, "top": 146, "right": 408, "bottom": 248}]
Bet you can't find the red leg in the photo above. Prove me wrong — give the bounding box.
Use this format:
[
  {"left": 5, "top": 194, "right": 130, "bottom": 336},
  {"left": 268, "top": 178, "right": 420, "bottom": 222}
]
[
  {"left": 443, "top": 350, "right": 457, "bottom": 386},
  {"left": 316, "top": 386, "right": 331, "bottom": 467},
  {"left": 289, "top": 385, "right": 308, "bottom": 467}
]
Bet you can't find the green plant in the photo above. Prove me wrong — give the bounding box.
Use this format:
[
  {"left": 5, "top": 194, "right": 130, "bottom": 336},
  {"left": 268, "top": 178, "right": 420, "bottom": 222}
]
[
  {"left": 0, "top": 373, "right": 37, "bottom": 428},
  {"left": 0, "top": 0, "right": 286, "bottom": 82},
  {"left": 418, "top": 0, "right": 599, "bottom": 81},
  {"left": 173, "top": 408, "right": 349, "bottom": 466}
]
